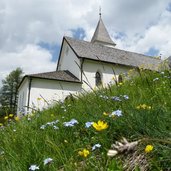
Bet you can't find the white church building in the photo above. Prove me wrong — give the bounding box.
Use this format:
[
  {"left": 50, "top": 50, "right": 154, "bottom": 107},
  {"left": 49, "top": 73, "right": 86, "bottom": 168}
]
[{"left": 17, "top": 17, "right": 161, "bottom": 116}]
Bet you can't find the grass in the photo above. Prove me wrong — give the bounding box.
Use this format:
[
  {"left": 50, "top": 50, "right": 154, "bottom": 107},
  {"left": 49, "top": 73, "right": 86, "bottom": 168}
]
[{"left": 0, "top": 69, "right": 171, "bottom": 171}]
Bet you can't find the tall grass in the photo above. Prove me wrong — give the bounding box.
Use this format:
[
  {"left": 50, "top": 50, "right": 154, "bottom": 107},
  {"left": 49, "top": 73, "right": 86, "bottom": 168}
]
[{"left": 0, "top": 70, "right": 171, "bottom": 171}]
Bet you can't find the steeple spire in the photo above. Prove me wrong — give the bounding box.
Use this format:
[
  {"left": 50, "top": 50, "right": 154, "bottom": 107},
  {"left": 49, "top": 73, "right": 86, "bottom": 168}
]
[
  {"left": 99, "top": 6, "right": 101, "bottom": 19},
  {"left": 91, "top": 13, "right": 116, "bottom": 47}
]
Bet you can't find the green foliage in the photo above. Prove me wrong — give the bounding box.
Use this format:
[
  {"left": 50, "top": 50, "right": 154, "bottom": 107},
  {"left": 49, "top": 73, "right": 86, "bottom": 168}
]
[
  {"left": 0, "top": 68, "right": 23, "bottom": 115},
  {"left": 0, "top": 70, "right": 171, "bottom": 170}
]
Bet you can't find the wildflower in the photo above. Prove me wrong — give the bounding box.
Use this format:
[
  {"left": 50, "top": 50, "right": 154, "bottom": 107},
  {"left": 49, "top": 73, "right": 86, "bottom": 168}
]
[
  {"left": 64, "top": 139, "right": 68, "bottom": 143},
  {"left": 0, "top": 123, "right": 3, "bottom": 127},
  {"left": 123, "top": 95, "right": 129, "bottom": 100},
  {"left": 92, "top": 144, "right": 101, "bottom": 151},
  {"left": 40, "top": 125, "right": 46, "bottom": 130},
  {"left": 44, "top": 158, "right": 53, "bottom": 165},
  {"left": 99, "top": 95, "right": 109, "bottom": 100},
  {"left": 9, "top": 114, "right": 14, "bottom": 117},
  {"left": 37, "top": 97, "right": 42, "bottom": 101},
  {"left": 103, "top": 112, "right": 109, "bottom": 116},
  {"left": 118, "top": 82, "right": 123, "bottom": 86},
  {"left": 78, "top": 149, "right": 90, "bottom": 158},
  {"left": 153, "top": 78, "right": 159, "bottom": 81},
  {"left": 110, "top": 110, "right": 122, "bottom": 117},
  {"left": 111, "top": 96, "right": 121, "bottom": 101},
  {"left": 136, "top": 104, "right": 151, "bottom": 110},
  {"left": 4, "top": 116, "right": 8, "bottom": 120},
  {"left": 93, "top": 120, "right": 108, "bottom": 131},
  {"left": 145, "top": 145, "right": 153, "bottom": 153},
  {"left": 14, "top": 116, "right": 19, "bottom": 121},
  {"left": 85, "top": 122, "right": 94, "bottom": 128},
  {"left": 53, "top": 126, "right": 59, "bottom": 130},
  {"left": 63, "top": 119, "right": 78, "bottom": 127},
  {"left": 29, "top": 165, "right": 39, "bottom": 170},
  {"left": 13, "top": 129, "right": 16, "bottom": 132}
]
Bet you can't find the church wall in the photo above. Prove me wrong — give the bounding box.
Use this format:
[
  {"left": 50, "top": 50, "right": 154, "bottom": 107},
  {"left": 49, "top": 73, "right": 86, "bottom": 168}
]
[
  {"left": 58, "top": 40, "right": 81, "bottom": 80},
  {"left": 17, "top": 78, "right": 29, "bottom": 116},
  {"left": 28, "top": 79, "right": 82, "bottom": 111},
  {"left": 82, "top": 59, "right": 132, "bottom": 90}
]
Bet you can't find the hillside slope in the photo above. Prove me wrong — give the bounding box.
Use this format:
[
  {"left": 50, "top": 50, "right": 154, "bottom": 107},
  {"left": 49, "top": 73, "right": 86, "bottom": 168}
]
[{"left": 0, "top": 70, "right": 171, "bottom": 171}]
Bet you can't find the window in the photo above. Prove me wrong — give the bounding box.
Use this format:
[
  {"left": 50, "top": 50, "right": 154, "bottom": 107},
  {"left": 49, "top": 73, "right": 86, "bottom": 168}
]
[{"left": 95, "top": 71, "right": 102, "bottom": 86}]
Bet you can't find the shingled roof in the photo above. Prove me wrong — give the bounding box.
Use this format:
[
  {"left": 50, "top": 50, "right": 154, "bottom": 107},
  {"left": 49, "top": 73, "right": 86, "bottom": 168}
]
[
  {"left": 26, "top": 70, "right": 80, "bottom": 83},
  {"left": 91, "top": 18, "right": 116, "bottom": 46},
  {"left": 65, "top": 36, "right": 161, "bottom": 70}
]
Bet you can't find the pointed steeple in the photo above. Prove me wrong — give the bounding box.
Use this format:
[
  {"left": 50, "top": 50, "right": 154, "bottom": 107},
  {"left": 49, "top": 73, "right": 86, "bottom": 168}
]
[{"left": 91, "top": 14, "right": 116, "bottom": 47}]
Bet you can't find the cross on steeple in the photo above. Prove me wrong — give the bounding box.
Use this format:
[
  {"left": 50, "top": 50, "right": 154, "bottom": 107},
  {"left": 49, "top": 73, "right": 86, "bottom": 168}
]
[{"left": 99, "top": 6, "right": 101, "bottom": 19}]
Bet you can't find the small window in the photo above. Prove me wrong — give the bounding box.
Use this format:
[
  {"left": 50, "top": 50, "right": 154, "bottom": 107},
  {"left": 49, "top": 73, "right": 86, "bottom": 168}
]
[
  {"left": 95, "top": 71, "right": 102, "bottom": 86},
  {"left": 118, "top": 75, "right": 123, "bottom": 83}
]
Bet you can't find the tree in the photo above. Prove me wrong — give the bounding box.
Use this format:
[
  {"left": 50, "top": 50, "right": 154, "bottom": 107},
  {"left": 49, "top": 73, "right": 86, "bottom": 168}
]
[{"left": 0, "top": 68, "right": 23, "bottom": 115}]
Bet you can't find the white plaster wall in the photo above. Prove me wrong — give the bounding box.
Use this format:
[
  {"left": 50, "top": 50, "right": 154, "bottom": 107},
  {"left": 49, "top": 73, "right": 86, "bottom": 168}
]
[
  {"left": 58, "top": 40, "right": 81, "bottom": 80},
  {"left": 29, "top": 79, "right": 82, "bottom": 111},
  {"left": 82, "top": 59, "right": 132, "bottom": 90},
  {"left": 17, "top": 78, "right": 29, "bottom": 116}
]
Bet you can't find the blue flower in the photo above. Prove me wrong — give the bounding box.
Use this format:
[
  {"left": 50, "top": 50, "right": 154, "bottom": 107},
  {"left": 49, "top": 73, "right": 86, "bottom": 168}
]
[
  {"left": 44, "top": 157, "right": 53, "bottom": 165},
  {"left": 111, "top": 96, "right": 121, "bottom": 101},
  {"left": 29, "top": 165, "right": 39, "bottom": 170},
  {"left": 110, "top": 110, "right": 122, "bottom": 117},
  {"left": 92, "top": 144, "right": 101, "bottom": 151},
  {"left": 63, "top": 119, "right": 78, "bottom": 127},
  {"left": 85, "top": 122, "right": 94, "bottom": 128}
]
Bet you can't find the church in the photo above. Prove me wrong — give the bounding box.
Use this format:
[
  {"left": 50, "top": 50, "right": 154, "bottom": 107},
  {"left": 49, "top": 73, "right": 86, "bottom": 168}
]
[{"left": 17, "top": 16, "right": 161, "bottom": 116}]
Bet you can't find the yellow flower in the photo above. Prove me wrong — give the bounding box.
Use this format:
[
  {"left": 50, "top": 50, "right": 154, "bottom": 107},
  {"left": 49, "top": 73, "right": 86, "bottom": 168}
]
[
  {"left": 145, "top": 145, "right": 153, "bottom": 153},
  {"left": 4, "top": 116, "right": 8, "bottom": 120},
  {"left": 14, "top": 116, "right": 20, "bottom": 121},
  {"left": 136, "top": 104, "right": 151, "bottom": 110},
  {"left": 78, "top": 149, "right": 90, "bottom": 158},
  {"left": 37, "top": 97, "right": 42, "bottom": 101},
  {"left": 93, "top": 120, "right": 108, "bottom": 131},
  {"left": 0, "top": 123, "right": 3, "bottom": 127},
  {"left": 103, "top": 112, "right": 109, "bottom": 116},
  {"left": 9, "top": 114, "right": 14, "bottom": 117}
]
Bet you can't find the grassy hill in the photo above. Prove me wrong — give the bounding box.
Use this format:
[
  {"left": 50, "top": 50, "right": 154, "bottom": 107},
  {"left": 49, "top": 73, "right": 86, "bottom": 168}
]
[{"left": 0, "top": 70, "right": 171, "bottom": 171}]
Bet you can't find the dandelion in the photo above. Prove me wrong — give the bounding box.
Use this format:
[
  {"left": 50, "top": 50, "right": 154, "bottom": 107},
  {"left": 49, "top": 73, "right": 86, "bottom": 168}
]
[
  {"left": 29, "top": 165, "right": 39, "bottom": 170},
  {"left": 145, "top": 145, "right": 153, "bottom": 153},
  {"left": 92, "top": 144, "right": 101, "bottom": 151},
  {"left": 93, "top": 120, "right": 108, "bottom": 131},
  {"left": 9, "top": 114, "right": 14, "bottom": 117},
  {"left": 78, "top": 149, "right": 90, "bottom": 158},
  {"left": 44, "top": 158, "right": 53, "bottom": 165},
  {"left": 4, "top": 116, "right": 8, "bottom": 120},
  {"left": 110, "top": 110, "right": 122, "bottom": 117},
  {"left": 85, "top": 122, "right": 94, "bottom": 128}
]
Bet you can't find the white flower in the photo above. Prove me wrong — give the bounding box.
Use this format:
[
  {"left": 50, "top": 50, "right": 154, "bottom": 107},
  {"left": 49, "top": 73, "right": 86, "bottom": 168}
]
[
  {"left": 153, "top": 78, "right": 159, "bottom": 81},
  {"left": 92, "top": 144, "right": 101, "bottom": 151},
  {"left": 53, "top": 126, "right": 59, "bottom": 130},
  {"left": 110, "top": 110, "right": 122, "bottom": 117},
  {"left": 29, "top": 165, "right": 39, "bottom": 170},
  {"left": 111, "top": 96, "right": 121, "bottom": 101},
  {"left": 40, "top": 125, "right": 46, "bottom": 130},
  {"left": 85, "top": 122, "right": 94, "bottom": 128},
  {"left": 44, "top": 158, "right": 53, "bottom": 165}
]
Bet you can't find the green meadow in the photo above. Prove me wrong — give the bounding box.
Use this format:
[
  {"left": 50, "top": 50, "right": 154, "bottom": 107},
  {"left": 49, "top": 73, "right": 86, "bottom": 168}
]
[{"left": 0, "top": 69, "right": 171, "bottom": 171}]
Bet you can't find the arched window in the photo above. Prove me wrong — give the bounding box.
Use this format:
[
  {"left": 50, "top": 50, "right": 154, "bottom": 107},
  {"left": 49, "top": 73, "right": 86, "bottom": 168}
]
[
  {"left": 95, "top": 71, "right": 102, "bottom": 86},
  {"left": 118, "top": 75, "right": 123, "bottom": 83}
]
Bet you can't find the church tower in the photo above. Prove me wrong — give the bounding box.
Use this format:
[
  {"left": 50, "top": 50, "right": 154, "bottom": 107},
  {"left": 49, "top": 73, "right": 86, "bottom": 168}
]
[{"left": 91, "top": 10, "right": 116, "bottom": 47}]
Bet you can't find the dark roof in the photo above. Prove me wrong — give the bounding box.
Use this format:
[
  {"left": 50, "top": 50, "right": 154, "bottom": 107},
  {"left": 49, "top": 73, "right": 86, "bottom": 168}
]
[
  {"left": 65, "top": 36, "right": 161, "bottom": 70},
  {"left": 27, "top": 70, "right": 80, "bottom": 83},
  {"left": 91, "top": 18, "right": 116, "bottom": 46}
]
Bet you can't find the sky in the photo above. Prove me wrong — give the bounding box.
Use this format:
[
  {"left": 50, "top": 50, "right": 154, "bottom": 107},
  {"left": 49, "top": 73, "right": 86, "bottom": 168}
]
[{"left": 0, "top": 0, "right": 171, "bottom": 87}]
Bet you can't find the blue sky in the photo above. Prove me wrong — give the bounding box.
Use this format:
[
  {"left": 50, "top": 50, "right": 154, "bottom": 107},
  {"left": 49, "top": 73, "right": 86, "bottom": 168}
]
[{"left": 0, "top": 0, "right": 171, "bottom": 86}]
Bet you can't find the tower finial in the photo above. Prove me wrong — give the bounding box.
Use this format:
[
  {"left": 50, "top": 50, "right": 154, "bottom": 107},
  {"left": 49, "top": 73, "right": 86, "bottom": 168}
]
[{"left": 99, "top": 6, "right": 101, "bottom": 19}]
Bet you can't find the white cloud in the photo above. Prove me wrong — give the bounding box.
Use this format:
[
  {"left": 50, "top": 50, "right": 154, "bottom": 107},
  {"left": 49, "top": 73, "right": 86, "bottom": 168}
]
[{"left": 0, "top": 0, "right": 171, "bottom": 87}]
